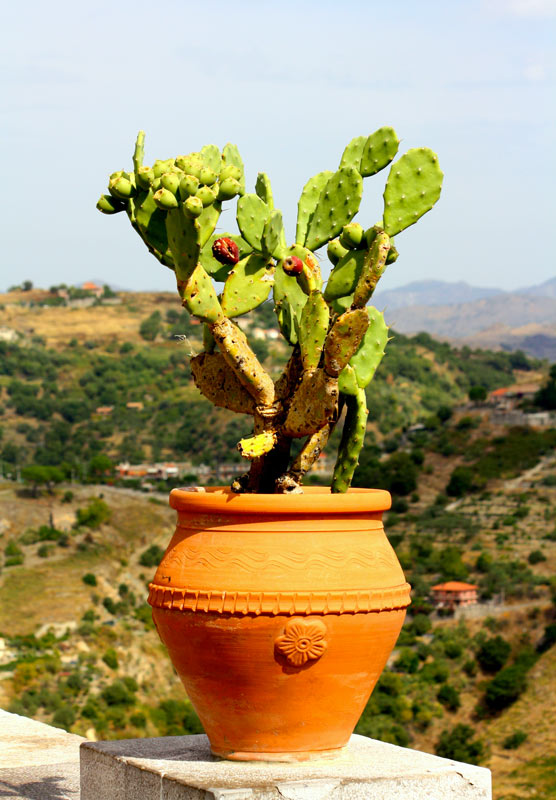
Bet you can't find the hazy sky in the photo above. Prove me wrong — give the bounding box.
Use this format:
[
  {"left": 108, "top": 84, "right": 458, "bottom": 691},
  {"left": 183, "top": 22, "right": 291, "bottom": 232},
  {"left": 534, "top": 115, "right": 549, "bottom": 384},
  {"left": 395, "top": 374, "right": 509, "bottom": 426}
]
[{"left": 2, "top": 0, "right": 555, "bottom": 294}]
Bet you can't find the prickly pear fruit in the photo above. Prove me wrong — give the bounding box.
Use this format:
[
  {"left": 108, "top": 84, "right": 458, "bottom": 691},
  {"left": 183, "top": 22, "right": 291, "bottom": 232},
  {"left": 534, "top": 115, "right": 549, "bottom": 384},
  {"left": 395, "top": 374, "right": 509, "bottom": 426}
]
[
  {"left": 97, "top": 194, "right": 126, "bottom": 214},
  {"left": 327, "top": 238, "right": 349, "bottom": 266},
  {"left": 386, "top": 242, "right": 398, "bottom": 264},
  {"left": 217, "top": 177, "right": 241, "bottom": 200},
  {"left": 282, "top": 256, "right": 303, "bottom": 275},
  {"left": 136, "top": 166, "right": 154, "bottom": 190},
  {"left": 153, "top": 187, "right": 179, "bottom": 210},
  {"left": 109, "top": 174, "right": 135, "bottom": 200},
  {"left": 222, "top": 143, "right": 245, "bottom": 194},
  {"left": 201, "top": 233, "right": 252, "bottom": 280},
  {"left": 359, "top": 127, "right": 399, "bottom": 177},
  {"left": 179, "top": 174, "right": 200, "bottom": 199},
  {"left": 212, "top": 237, "right": 240, "bottom": 265},
  {"left": 153, "top": 159, "right": 175, "bottom": 178},
  {"left": 175, "top": 155, "right": 203, "bottom": 178},
  {"left": 196, "top": 185, "right": 217, "bottom": 207},
  {"left": 220, "top": 164, "right": 242, "bottom": 182},
  {"left": 383, "top": 147, "right": 443, "bottom": 236},
  {"left": 339, "top": 223, "right": 364, "bottom": 250},
  {"left": 184, "top": 196, "right": 204, "bottom": 218},
  {"left": 161, "top": 172, "right": 181, "bottom": 196},
  {"left": 200, "top": 166, "right": 218, "bottom": 186}
]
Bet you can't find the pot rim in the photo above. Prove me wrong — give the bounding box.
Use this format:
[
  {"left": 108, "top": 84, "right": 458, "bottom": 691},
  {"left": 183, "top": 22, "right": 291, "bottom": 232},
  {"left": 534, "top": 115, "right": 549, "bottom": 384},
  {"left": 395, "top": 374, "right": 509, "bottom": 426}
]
[{"left": 169, "top": 486, "right": 391, "bottom": 515}]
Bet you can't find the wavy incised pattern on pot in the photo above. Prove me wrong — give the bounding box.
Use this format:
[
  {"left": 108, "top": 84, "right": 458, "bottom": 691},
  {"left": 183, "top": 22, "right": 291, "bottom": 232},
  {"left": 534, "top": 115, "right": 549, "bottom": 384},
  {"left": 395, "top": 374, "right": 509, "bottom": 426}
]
[
  {"left": 159, "top": 545, "right": 399, "bottom": 574},
  {"left": 147, "top": 581, "right": 411, "bottom": 615}
]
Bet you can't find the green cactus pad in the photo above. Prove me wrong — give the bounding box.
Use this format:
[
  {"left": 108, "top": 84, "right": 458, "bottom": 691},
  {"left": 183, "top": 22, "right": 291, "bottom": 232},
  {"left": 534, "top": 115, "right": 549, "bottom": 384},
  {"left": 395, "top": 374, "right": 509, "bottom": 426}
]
[
  {"left": 283, "top": 369, "right": 339, "bottom": 438},
  {"left": 197, "top": 201, "right": 222, "bottom": 248},
  {"left": 342, "top": 306, "right": 388, "bottom": 389},
  {"left": 200, "top": 145, "right": 221, "bottom": 175},
  {"left": 324, "top": 308, "right": 369, "bottom": 377},
  {"left": 165, "top": 208, "right": 201, "bottom": 281},
  {"left": 383, "top": 147, "right": 443, "bottom": 236},
  {"left": 97, "top": 194, "right": 126, "bottom": 215},
  {"left": 274, "top": 249, "right": 311, "bottom": 344},
  {"left": 359, "top": 127, "right": 399, "bottom": 177},
  {"left": 337, "top": 363, "right": 358, "bottom": 396},
  {"left": 237, "top": 194, "right": 271, "bottom": 250},
  {"left": 298, "top": 290, "right": 330, "bottom": 372},
  {"left": 133, "top": 130, "right": 145, "bottom": 176},
  {"left": 135, "top": 190, "right": 170, "bottom": 257},
  {"left": 222, "top": 143, "right": 245, "bottom": 194},
  {"left": 238, "top": 431, "right": 277, "bottom": 460},
  {"left": 275, "top": 300, "right": 298, "bottom": 346},
  {"left": 304, "top": 167, "right": 363, "bottom": 252},
  {"left": 255, "top": 173, "right": 274, "bottom": 209},
  {"left": 339, "top": 135, "right": 367, "bottom": 170},
  {"left": 323, "top": 249, "right": 366, "bottom": 301},
  {"left": 262, "top": 210, "right": 287, "bottom": 260},
  {"left": 179, "top": 263, "right": 222, "bottom": 322},
  {"left": 221, "top": 254, "right": 274, "bottom": 318},
  {"left": 295, "top": 171, "right": 333, "bottom": 247},
  {"left": 332, "top": 388, "right": 368, "bottom": 493},
  {"left": 200, "top": 233, "right": 253, "bottom": 281}
]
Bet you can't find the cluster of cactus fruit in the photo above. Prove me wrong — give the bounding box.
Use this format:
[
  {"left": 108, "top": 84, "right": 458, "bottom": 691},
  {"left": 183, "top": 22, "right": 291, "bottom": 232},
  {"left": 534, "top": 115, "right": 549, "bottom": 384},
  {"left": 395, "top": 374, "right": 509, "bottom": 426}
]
[{"left": 97, "top": 128, "right": 442, "bottom": 493}]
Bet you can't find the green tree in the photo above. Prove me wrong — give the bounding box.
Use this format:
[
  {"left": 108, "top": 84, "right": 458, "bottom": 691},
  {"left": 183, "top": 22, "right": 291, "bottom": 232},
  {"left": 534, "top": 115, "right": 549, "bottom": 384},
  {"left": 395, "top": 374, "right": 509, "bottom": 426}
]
[
  {"left": 477, "top": 636, "right": 511, "bottom": 673},
  {"left": 140, "top": 311, "right": 162, "bottom": 342},
  {"left": 435, "top": 724, "right": 484, "bottom": 765},
  {"left": 21, "top": 465, "right": 64, "bottom": 496},
  {"left": 468, "top": 386, "right": 487, "bottom": 403}
]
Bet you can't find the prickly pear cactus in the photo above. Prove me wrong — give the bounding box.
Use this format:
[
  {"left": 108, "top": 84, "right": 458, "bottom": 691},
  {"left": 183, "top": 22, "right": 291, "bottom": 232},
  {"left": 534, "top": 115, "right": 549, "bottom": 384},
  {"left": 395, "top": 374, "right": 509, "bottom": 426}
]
[{"left": 98, "top": 129, "right": 442, "bottom": 493}]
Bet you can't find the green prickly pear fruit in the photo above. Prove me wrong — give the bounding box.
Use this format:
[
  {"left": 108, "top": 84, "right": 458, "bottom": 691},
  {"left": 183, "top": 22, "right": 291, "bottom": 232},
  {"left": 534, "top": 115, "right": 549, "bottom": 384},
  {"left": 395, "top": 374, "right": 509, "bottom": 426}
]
[
  {"left": 339, "top": 223, "right": 364, "bottom": 250},
  {"left": 199, "top": 166, "right": 218, "bottom": 186},
  {"left": 327, "top": 238, "right": 348, "bottom": 266},
  {"left": 212, "top": 237, "right": 240, "bottom": 265},
  {"left": 152, "top": 159, "right": 175, "bottom": 178},
  {"left": 282, "top": 256, "right": 303, "bottom": 276},
  {"left": 217, "top": 177, "right": 241, "bottom": 200},
  {"left": 136, "top": 166, "right": 154, "bottom": 190},
  {"left": 153, "top": 188, "right": 179, "bottom": 210},
  {"left": 179, "top": 174, "right": 200, "bottom": 199},
  {"left": 220, "top": 164, "right": 242, "bottom": 182},
  {"left": 97, "top": 194, "right": 126, "bottom": 214},
  {"left": 161, "top": 172, "right": 181, "bottom": 196},
  {"left": 196, "top": 185, "right": 217, "bottom": 207},
  {"left": 184, "top": 195, "right": 204, "bottom": 218},
  {"left": 364, "top": 225, "right": 381, "bottom": 248},
  {"left": 175, "top": 155, "right": 203, "bottom": 179},
  {"left": 151, "top": 177, "right": 161, "bottom": 191},
  {"left": 109, "top": 175, "right": 135, "bottom": 200}
]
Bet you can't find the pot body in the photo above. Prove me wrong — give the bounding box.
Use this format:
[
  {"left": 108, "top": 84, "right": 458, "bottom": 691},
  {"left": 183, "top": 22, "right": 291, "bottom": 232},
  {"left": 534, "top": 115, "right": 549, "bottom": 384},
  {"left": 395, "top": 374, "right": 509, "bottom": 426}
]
[{"left": 148, "top": 487, "right": 410, "bottom": 761}]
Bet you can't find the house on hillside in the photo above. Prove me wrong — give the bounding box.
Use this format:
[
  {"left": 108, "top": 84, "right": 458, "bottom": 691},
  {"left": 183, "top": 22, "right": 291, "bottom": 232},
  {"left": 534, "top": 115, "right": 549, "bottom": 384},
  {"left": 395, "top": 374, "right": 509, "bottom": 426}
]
[
  {"left": 95, "top": 406, "right": 114, "bottom": 416},
  {"left": 431, "top": 581, "right": 478, "bottom": 610},
  {"left": 81, "top": 281, "right": 103, "bottom": 298},
  {"left": 126, "top": 402, "right": 144, "bottom": 411},
  {"left": 489, "top": 383, "right": 539, "bottom": 411}
]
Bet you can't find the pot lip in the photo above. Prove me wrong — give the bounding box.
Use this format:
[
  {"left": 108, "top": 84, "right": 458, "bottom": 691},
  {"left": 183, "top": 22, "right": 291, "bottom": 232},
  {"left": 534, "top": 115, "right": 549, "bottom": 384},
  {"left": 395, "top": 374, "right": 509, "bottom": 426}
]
[{"left": 169, "top": 486, "right": 391, "bottom": 515}]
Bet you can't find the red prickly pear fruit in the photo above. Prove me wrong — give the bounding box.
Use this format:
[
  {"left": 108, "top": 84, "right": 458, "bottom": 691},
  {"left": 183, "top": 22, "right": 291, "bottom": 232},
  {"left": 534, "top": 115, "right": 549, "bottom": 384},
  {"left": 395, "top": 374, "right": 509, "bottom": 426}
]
[
  {"left": 212, "top": 237, "right": 240, "bottom": 265},
  {"left": 282, "top": 256, "right": 303, "bottom": 276}
]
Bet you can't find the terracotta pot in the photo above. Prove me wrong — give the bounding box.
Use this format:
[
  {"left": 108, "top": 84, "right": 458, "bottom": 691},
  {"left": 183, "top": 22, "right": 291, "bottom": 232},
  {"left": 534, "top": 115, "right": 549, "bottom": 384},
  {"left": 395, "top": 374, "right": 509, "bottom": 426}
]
[{"left": 148, "top": 487, "right": 410, "bottom": 761}]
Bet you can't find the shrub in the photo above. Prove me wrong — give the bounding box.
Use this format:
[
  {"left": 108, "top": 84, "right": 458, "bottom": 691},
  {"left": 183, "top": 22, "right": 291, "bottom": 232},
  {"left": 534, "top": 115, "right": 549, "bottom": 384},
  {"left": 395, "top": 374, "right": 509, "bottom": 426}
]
[
  {"left": 82, "top": 573, "right": 97, "bottom": 587},
  {"left": 484, "top": 664, "right": 527, "bottom": 711},
  {"left": 502, "top": 730, "right": 528, "bottom": 750},
  {"left": 102, "top": 648, "right": 119, "bottom": 670},
  {"left": 75, "top": 498, "right": 111, "bottom": 529},
  {"left": 411, "top": 614, "right": 432, "bottom": 636},
  {"left": 435, "top": 724, "right": 484, "bottom": 765},
  {"left": 101, "top": 680, "right": 136, "bottom": 707},
  {"left": 476, "top": 636, "right": 511, "bottom": 673},
  {"left": 528, "top": 549, "right": 547, "bottom": 565},
  {"left": 437, "top": 684, "right": 461, "bottom": 711},
  {"left": 394, "top": 648, "right": 419, "bottom": 674},
  {"left": 103, "top": 597, "right": 117, "bottom": 615},
  {"left": 139, "top": 544, "right": 165, "bottom": 568}
]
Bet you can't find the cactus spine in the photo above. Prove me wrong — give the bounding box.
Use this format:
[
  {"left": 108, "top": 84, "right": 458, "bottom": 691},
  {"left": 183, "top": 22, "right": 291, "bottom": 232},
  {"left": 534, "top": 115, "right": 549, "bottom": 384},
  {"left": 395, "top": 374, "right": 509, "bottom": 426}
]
[{"left": 98, "top": 129, "right": 442, "bottom": 493}]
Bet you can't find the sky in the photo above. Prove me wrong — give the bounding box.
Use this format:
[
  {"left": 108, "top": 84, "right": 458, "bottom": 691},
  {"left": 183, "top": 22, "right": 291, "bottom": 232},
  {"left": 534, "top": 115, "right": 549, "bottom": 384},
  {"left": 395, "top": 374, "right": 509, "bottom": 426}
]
[{"left": 1, "top": 0, "right": 555, "bottom": 294}]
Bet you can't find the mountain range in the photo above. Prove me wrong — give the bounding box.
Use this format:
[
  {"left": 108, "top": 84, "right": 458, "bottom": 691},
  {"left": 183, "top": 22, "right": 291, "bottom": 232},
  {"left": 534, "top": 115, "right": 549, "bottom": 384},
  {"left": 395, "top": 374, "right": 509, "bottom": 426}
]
[{"left": 373, "top": 277, "right": 556, "bottom": 360}]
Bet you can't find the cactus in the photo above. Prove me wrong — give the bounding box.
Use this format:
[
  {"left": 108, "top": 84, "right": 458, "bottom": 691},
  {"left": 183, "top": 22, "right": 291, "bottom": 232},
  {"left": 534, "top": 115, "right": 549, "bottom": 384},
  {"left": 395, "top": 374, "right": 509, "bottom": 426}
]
[{"left": 98, "top": 129, "right": 442, "bottom": 493}]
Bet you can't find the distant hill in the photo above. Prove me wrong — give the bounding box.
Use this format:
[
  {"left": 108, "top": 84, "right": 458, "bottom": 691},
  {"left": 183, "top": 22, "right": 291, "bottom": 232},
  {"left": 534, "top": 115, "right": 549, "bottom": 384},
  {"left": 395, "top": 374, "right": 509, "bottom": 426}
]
[{"left": 373, "top": 278, "right": 556, "bottom": 360}]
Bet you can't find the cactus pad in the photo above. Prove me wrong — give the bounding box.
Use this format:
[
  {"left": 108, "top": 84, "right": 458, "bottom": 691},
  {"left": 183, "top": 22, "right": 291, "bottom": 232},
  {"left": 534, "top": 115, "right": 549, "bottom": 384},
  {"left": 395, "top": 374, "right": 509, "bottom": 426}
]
[
  {"left": 352, "top": 231, "right": 390, "bottom": 308},
  {"left": 342, "top": 306, "right": 389, "bottom": 389},
  {"left": 383, "top": 147, "right": 443, "bottom": 236},
  {"left": 324, "top": 308, "right": 369, "bottom": 377},
  {"left": 262, "top": 210, "right": 287, "bottom": 260},
  {"left": 304, "top": 167, "right": 363, "bottom": 252},
  {"left": 190, "top": 352, "right": 256, "bottom": 415},
  {"left": 283, "top": 369, "right": 339, "bottom": 438},
  {"left": 295, "top": 170, "right": 333, "bottom": 246},
  {"left": 237, "top": 194, "right": 271, "bottom": 250},
  {"left": 332, "top": 389, "right": 368, "bottom": 493},
  {"left": 238, "top": 431, "right": 277, "bottom": 460},
  {"left": 360, "top": 127, "right": 399, "bottom": 177},
  {"left": 178, "top": 263, "right": 222, "bottom": 322},
  {"left": 323, "top": 249, "right": 366, "bottom": 301},
  {"left": 221, "top": 254, "right": 274, "bottom": 318},
  {"left": 298, "top": 290, "right": 330, "bottom": 371},
  {"left": 339, "top": 136, "right": 367, "bottom": 170},
  {"left": 255, "top": 172, "right": 274, "bottom": 209},
  {"left": 200, "top": 233, "right": 253, "bottom": 281}
]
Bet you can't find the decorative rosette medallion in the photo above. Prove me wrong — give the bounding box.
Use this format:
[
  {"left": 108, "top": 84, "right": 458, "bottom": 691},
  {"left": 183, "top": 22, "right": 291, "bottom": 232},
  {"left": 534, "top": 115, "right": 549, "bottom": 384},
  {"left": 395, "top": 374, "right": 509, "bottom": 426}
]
[{"left": 275, "top": 618, "right": 327, "bottom": 666}]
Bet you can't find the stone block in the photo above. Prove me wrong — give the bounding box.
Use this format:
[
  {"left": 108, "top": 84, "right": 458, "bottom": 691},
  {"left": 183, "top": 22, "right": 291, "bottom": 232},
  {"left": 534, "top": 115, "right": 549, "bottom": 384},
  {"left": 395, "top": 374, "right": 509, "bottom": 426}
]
[{"left": 80, "top": 733, "right": 492, "bottom": 800}]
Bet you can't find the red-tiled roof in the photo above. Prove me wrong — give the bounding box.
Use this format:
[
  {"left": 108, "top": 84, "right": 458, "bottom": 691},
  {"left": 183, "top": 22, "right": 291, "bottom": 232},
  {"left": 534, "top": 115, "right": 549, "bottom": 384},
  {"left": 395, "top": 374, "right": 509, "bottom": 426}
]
[{"left": 432, "top": 581, "right": 478, "bottom": 592}]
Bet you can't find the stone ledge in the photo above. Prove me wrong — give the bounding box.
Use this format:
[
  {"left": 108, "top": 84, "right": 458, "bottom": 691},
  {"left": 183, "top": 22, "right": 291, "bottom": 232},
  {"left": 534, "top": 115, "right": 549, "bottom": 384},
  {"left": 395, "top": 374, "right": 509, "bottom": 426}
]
[
  {"left": 0, "top": 709, "right": 85, "bottom": 799},
  {"left": 81, "top": 733, "right": 492, "bottom": 800}
]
